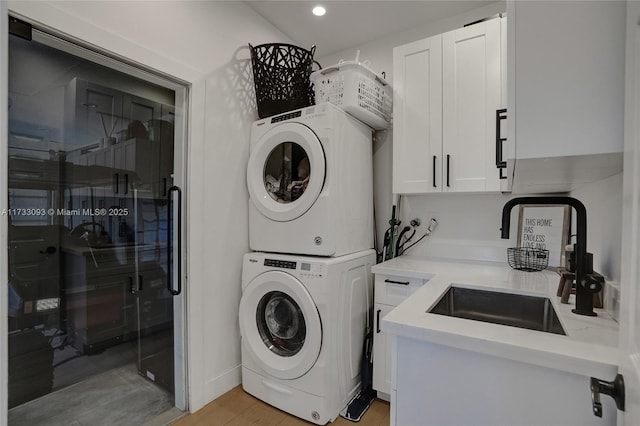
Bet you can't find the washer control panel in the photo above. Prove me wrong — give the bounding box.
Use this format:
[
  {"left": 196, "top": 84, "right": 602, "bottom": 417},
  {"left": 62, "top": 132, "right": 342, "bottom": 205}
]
[
  {"left": 300, "top": 261, "right": 324, "bottom": 278},
  {"left": 263, "top": 258, "right": 325, "bottom": 278},
  {"left": 264, "top": 259, "right": 296, "bottom": 269}
]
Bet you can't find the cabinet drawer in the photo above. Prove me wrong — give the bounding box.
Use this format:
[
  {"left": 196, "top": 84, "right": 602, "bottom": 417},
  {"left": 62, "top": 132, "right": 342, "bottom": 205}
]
[{"left": 374, "top": 274, "right": 432, "bottom": 306}]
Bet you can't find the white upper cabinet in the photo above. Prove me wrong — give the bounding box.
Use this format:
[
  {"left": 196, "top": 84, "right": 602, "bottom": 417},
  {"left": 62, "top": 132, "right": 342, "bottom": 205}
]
[
  {"left": 393, "top": 35, "right": 442, "bottom": 194},
  {"left": 442, "top": 18, "right": 501, "bottom": 192},
  {"left": 393, "top": 18, "right": 503, "bottom": 194},
  {"left": 507, "top": 1, "right": 625, "bottom": 193}
]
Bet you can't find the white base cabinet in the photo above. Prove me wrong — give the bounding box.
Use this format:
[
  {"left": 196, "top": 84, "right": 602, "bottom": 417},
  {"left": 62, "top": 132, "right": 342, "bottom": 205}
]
[
  {"left": 372, "top": 303, "right": 393, "bottom": 400},
  {"left": 372, "top": 274, "right": 431, "bottom": 399},
  {"left": 392, "top": 336, "right": 616, "bottom": 426}
]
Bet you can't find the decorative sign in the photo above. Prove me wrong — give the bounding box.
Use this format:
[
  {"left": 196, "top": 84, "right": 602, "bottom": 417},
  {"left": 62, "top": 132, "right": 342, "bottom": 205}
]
[{"left": 517, "top": 205, "right": 571, "bottom": 268}]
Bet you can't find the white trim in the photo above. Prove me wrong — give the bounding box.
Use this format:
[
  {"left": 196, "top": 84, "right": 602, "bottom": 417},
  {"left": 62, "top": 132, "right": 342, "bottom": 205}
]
[
  {"left": 205, "top": 365, "right": 242, "bottom": 402},
  {"left": 7, "top": 1, "right": 201, "bottom": 84},
  {"left": 172, "top": 83, "right": 190, "bottom": 412}
]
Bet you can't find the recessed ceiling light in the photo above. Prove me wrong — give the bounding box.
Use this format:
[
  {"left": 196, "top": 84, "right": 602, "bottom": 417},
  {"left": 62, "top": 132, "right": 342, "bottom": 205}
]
[{"left": 312, "top": 5, "right": 326, "bottom": 17}]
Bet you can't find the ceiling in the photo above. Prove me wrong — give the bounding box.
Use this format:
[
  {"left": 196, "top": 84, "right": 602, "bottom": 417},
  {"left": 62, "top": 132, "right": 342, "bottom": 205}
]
[{"left": 244, "top": 1, "right": 495, "bottom": 58}]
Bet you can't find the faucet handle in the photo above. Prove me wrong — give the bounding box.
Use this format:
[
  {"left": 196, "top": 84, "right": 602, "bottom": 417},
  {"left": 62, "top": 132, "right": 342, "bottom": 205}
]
[{"left": 581, "top": 272, "right": 604, "bottom": 294}]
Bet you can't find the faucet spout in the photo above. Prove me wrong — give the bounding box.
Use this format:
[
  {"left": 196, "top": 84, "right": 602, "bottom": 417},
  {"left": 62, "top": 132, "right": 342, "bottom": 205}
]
[{"left": 500, "top": 196, "right": 598, "bottom": 316}]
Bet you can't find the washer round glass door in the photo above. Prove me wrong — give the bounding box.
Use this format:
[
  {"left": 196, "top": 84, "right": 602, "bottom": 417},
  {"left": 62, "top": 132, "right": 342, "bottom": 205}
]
[
  {"left": 257, "top": 291, "right": 306, "bottom": 357},
  {"left": 247, "top": 122, "right": 325, "bottom": 222},
  {"left": 239, "top": 271, "right": 322, "bottom": 380}
]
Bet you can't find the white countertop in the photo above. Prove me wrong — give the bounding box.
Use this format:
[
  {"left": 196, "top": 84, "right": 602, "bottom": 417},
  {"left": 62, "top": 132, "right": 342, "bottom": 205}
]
[{"left": 373, "top": 256, "right": 620, "bottom": 378}]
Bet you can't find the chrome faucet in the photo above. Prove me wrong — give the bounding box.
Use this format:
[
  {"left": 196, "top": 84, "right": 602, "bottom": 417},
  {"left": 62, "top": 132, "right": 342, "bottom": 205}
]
[{"left": 500, "top": 196, "right": 602, "bottom": 316}]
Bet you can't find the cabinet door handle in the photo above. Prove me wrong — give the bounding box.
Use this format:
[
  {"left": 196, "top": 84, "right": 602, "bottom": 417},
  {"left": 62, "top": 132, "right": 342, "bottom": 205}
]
[
  {"left": 590, "top": 374, "right": 625, "bottom": 417},
  {"left": 124, "top": 174, "right": 129, "bottom": 194},
  {"left": 385, "top": 279, "right": 410, "bottom": 285},
  {"left": 495, "top": 109, "right": 507, "bottom": 179},
  {"left": 376, "top": 309, "right": 382, "bottom": 333},
  {"left": 432, "top": 155, "right": 437, "bottom": 188},
  {"left": 446, "top": 155, "right": 451, "bottom": 188},
  {"left": 114, "top": 173, "right": 119, "bottom": 194}
]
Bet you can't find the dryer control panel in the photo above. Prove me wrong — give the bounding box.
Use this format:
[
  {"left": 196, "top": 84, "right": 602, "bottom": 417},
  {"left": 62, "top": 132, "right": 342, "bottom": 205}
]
[{"left": 270, "top": 110, "right": 302, "bottom": 124}]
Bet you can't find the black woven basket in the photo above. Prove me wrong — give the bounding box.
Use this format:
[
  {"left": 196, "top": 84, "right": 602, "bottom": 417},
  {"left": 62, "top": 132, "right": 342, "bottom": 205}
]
[
  {"left": 249, "top": 43, "right": 318, "bottom": 119},
  {"left": 507, "top": 247, "right": 549, "bottom": 272}
]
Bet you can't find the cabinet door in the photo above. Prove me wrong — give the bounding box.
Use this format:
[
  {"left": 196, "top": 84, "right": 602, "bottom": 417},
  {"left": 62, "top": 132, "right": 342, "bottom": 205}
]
[
  {"left": 443, "top": 19, "right": 501, "bottom": 192},
  {"left": 122, "top": 93, "right": 162, "bottom": 129},
  {"left": 65, "top": 78, "right": 123, "bottom": 149},
  {"left": 372, "top": 303, "right": 394, "bottom": 398},
  {"left": 393, "top": 35, "right": 442, "bottom": 194}
]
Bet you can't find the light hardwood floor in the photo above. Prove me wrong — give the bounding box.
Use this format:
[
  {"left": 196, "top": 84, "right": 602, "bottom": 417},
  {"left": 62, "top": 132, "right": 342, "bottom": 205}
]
[{"left": 171, "top": 386, "right": 390, "bottom": 426}]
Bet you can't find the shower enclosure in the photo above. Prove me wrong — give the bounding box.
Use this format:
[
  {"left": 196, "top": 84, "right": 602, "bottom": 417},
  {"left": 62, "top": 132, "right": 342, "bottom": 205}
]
[{"left": 5, "top": 18, "right": 187, "bottom": 424}]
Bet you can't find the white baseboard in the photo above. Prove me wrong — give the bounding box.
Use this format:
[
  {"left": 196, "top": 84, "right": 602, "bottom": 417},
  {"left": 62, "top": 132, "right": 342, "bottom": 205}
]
[{"left": 203, "top": 365, "right": 242, "bottom": 406}]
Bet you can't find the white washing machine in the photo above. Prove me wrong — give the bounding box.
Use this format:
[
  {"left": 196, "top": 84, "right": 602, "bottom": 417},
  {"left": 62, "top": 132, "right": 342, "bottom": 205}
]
[
  {"left": 247, "top": 102, "right": 374, "bottom": 257},
  {"left": 239, "top": 249, "right": 376, "bottom": 425}
]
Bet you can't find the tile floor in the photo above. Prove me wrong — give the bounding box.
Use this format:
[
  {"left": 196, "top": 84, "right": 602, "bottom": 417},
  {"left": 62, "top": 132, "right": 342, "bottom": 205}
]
[{"left": 8, "top": 364, "right": 174, "bottom": 426}]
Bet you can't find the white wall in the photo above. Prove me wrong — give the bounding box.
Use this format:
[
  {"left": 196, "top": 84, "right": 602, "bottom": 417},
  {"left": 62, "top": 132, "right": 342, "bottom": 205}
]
[
  {"left": 569, "top": 174, "right": 623, "bottom": 283},
  {"left": 5, "top": 0, "right": 292, "bottom": 414},
  {"left": 570, "top": 173, "right": 624, "bottom": 320}
]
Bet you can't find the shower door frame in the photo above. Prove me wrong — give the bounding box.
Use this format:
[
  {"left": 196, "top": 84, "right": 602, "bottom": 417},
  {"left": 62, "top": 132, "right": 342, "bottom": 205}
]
[{"left": 0, "top": 6, "right": 190, "bottom": 421}]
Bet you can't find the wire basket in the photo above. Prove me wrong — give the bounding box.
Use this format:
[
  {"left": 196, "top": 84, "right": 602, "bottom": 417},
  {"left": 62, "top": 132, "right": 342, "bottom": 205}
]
[
  {"left": 507, "top": 247, "right": 549, "bottom": 272},
  {"left": 249, "top": 43, "right": 318, "bottom": 119}
]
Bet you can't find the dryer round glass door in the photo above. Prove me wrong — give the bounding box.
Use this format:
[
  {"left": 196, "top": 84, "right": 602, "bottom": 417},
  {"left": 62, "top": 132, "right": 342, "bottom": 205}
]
[
  {"left": 247, "top": 122, "right": 325, "bottom": 222},
  {"left": 239, "top": 271, "right": 322, "bottom": 380}
]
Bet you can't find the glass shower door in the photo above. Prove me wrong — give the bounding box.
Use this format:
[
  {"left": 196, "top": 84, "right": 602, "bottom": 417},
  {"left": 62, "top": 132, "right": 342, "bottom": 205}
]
[{"left": 6, "top": 23, "right": 184, "bottom": 424}]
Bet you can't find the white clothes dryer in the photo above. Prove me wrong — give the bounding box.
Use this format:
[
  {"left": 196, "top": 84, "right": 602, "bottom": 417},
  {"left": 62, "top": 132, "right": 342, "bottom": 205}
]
[
  {"left": 239, "top": 250, "right": 376, "bottom": 425},
  {"left": 247, "top": 102, "right": 374, "bottom": 257}
]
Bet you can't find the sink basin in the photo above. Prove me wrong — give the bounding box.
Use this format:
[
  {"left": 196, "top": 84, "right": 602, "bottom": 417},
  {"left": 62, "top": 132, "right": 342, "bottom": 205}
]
[{"left": 429, "top": 286, "right": 566, "bottom": 335}]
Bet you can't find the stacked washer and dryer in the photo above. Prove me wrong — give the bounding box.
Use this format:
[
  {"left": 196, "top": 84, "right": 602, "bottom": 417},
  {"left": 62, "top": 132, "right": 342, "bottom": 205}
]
[{"left": 240, "top": 101, "right": 379, "bottom": 424}]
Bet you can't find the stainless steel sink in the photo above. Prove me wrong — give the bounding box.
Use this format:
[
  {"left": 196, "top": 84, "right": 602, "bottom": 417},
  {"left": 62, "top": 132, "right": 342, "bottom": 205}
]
[{"left": 429, "top": 286, "right": 566, "bottom": 335}]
